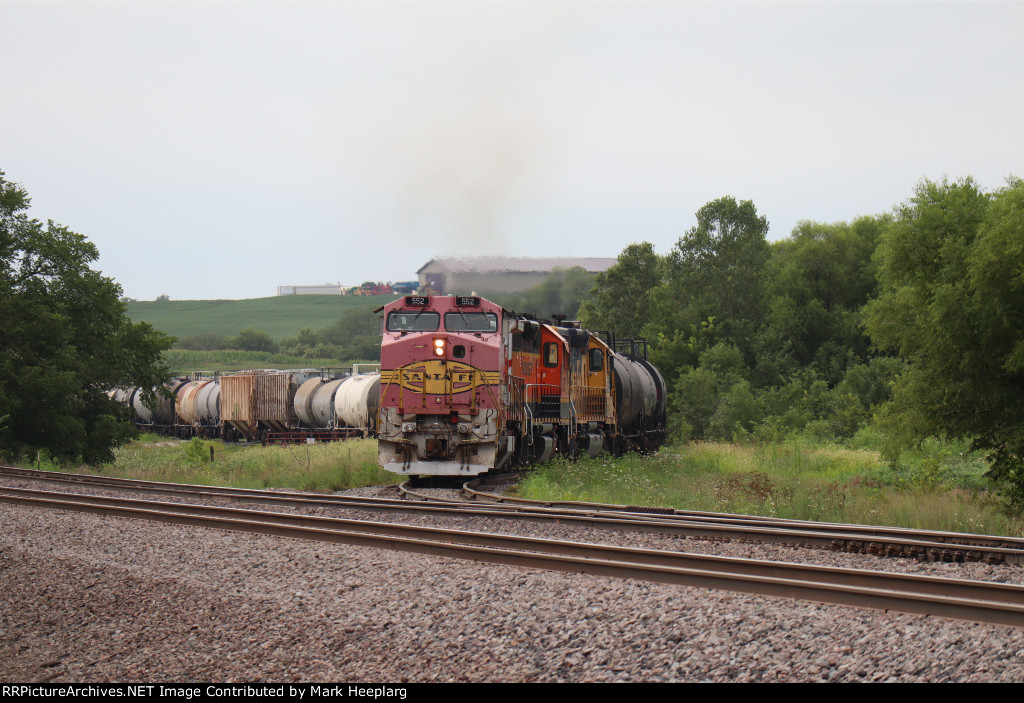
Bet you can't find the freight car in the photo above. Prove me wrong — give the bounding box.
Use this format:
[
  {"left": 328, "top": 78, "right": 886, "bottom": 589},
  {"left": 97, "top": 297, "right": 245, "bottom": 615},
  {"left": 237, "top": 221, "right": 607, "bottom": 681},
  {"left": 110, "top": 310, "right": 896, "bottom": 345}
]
[
  {"left": 376, "top": 294, "right": 666, "bottom": 476},
  {"left": 118, "top": 365, "right": 380, "bottom": 444}
]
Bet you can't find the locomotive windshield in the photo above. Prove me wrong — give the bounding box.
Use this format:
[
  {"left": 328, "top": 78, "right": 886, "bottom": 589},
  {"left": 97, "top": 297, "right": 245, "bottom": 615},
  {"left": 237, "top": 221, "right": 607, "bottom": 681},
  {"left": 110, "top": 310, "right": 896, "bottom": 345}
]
[
  {"left": 387, "top": 311, "right": 440, "bottom": 331},
  {"left": 444, "top": 312, "right": 498, "bottom": 333}
]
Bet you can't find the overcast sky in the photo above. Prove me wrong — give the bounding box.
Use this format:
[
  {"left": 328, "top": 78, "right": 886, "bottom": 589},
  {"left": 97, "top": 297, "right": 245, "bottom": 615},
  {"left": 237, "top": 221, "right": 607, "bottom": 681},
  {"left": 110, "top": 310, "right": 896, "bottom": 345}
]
[{"left": 3, "top": 1, "right": 1022, "bottom": 301}]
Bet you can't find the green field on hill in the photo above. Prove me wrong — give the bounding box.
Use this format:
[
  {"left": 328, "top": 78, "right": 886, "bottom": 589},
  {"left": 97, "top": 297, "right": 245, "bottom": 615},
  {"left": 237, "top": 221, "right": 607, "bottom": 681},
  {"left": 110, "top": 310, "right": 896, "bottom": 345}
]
[{"left": 125, "top": 294, "right": 394, "bottom": 340}]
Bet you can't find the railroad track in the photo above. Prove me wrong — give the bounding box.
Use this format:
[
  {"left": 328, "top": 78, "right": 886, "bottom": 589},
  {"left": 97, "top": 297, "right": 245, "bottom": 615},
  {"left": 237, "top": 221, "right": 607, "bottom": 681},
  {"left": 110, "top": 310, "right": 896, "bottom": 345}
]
[
  {"left": 406, "top": 476, "right": 1024, "bottom": 565},
  {"left": 4, "top": 465, "right": 1024, "bottom": 566},
  {"left": 5, "top": 484, "right": 1024, "bottom": 628}
]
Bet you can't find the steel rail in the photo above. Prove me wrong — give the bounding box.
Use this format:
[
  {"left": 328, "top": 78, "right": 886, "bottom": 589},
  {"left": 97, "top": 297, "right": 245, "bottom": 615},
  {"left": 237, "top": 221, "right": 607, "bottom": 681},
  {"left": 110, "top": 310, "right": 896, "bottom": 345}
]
[
  {"left": 5, "top": 465, "right": 1024, "bottom": 565},
  {"left": 0, "top": 465, "right": 514, "bottom": 514},
  {"left": 461, "top": 478, "right": 1024, "bottom": 553},
  {"left": 0, "top": 478, "right": 849, "bottom": 553},
  {"left": 398, "top": 479, "right": 471, "bottom": 503},
  {"left": 0, "top": 465, "right": 996, "bottom": 548},
  {"left": 0, "top": 465, "right": 409, "bottom": 502},
  {"left": 5, "top": 486, "right": 1024, "bottom": 628}
]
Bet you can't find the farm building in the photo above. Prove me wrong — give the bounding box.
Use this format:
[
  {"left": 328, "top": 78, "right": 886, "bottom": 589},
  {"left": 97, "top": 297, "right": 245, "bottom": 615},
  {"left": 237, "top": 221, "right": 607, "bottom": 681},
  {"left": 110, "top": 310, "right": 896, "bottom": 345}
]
[{"left": 417, "top": 257, "right": 617, "bottom": 295}]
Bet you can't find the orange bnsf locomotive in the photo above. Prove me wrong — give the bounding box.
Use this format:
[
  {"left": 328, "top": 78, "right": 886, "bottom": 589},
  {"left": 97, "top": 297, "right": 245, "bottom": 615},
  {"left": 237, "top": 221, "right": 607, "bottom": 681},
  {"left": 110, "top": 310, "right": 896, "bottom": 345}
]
[{"left": 377, "top": 294, "right": 666, "bottom": 476}]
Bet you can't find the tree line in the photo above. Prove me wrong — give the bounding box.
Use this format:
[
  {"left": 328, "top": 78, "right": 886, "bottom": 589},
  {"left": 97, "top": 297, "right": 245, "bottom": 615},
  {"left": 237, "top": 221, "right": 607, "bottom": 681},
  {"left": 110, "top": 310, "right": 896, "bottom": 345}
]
[
  {"left": 580, "top": 178, "right": 1024, "bottom": 503},
  {"left": 174, "top": 307, "right": 380, "bottom": 363}
]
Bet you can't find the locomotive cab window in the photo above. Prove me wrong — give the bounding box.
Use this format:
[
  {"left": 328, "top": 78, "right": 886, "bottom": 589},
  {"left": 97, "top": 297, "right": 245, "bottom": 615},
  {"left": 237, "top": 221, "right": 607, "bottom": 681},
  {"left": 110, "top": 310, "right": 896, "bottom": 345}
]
[
  {"left": 444, "top": 312, "right": 497, "bottom": 333},
  {"left": 543, "top": 342, "right": 559, "bottom": 368},
  {"left": 589, "top": 348, "right": 604, "bottom": 372},
  {"left": 386, "top": 311, "right": 440, "bottom": 332}
]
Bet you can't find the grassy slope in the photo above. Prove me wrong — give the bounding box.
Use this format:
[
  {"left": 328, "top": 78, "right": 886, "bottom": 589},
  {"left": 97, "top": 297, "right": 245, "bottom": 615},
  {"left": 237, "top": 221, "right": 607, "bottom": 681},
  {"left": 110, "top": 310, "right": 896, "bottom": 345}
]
[
  {"left": 517, "top": 439, "right": 1024, "bottom": 537},
  {"left": 52, "top": 436, "right": 395, "bottom": 492},
  {"left": 125, "top": 294, "right": 394, "bottom": 340}
]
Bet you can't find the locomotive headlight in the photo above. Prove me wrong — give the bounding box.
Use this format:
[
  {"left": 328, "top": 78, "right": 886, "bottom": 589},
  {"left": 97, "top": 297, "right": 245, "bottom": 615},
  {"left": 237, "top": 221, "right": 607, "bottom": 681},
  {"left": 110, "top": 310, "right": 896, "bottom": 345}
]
[{"left": 433, "top": 338, "right": 445, "bottom": 356}]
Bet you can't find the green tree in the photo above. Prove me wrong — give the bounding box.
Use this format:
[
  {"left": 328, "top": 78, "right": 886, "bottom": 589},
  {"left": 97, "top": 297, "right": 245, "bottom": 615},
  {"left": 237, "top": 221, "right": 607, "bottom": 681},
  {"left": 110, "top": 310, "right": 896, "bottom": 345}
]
[
  {"left": 578, "top": 243, "right": 661, "bottom": 338},
  {"left": 318, "top": 307, "right": 377, "bottom": 359},
  {"left": 496, "top": 267, "right": 596, "bottom": 320},
  {"left": 754, "top": 216, "right": 886, "bottom": 385},
  {"left": 671, "top": 342, "right": 760, "bottom": 441},
  {"left": 650, "top": 197, "right": 771, "bottom": 362},
  {"left": 294, "top": 327, "right": 319, "bottom": 348},
  {"left": 0, "top": 171, "right": 173, "bottom": 464},
  {"left": 864, "top": 177, "right": 1024, "bottom": 502},
  {"left": 225, "top": 327, "right": 278, "bottom": 352}
]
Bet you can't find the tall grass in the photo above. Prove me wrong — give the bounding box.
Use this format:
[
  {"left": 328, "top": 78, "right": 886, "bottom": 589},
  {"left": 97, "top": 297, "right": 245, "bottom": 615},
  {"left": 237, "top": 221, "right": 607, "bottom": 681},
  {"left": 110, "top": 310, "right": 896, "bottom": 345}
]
[
  {"left": 52, "top": 435, "right": 395, "bottom": 492},
  {"left": 517, "top": 439, "right": 1024, "bottom": 537}
]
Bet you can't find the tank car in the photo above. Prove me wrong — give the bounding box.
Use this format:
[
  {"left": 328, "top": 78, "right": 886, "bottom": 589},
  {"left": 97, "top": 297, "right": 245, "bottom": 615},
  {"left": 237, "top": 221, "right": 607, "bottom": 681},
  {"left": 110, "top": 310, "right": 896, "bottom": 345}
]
[
  {"left": 118, "top": 378, "right": 191, "bottom": 436},
  {"left": 176, "top": 378, "right": 221, "bottom": 438},
  {"left": 119, "top": 365, "right": 381, "bottom": 444},
  {"left": 607, "top": 340, "right": 667, "bottom": 453},
  {"left": 293, "top": 365, "right": 381, "bottom": 439}
]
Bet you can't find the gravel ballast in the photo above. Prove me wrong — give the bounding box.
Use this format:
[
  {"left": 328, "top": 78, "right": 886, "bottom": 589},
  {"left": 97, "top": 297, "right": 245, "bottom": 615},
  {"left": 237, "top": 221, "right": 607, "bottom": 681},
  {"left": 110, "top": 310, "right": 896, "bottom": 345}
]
[{"left": 3, "top": 486, "right": 1024, "bottom": 682}]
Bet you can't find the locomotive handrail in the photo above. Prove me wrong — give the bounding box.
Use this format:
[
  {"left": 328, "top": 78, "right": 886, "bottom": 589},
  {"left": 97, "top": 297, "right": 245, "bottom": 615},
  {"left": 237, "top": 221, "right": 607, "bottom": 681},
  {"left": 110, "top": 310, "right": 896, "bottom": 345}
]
[
  {"left": 523, "top": 383, "right": 562, "bottom": 396},
  {"left": 567, "top": 394, "right": 578, "bottom": 438},
  {"left": 524, "top": 392, "right": 534, "bottom": 445},
  {"left": 523, "top": 382, "right": 563, "bottom": 422},
  {"left": 570, "top": 384, "right": 605, "bottom": 423},
  {"left": 475, "top": 371, "right": 503, "bottom": 427},
  {"left": 351, "top": 363, "right": 381, "bottom": 378}
]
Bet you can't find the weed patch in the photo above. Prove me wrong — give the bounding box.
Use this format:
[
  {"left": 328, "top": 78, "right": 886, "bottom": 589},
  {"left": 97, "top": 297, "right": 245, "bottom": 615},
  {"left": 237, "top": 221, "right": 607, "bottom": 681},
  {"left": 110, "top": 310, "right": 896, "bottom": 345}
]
[
  {"left": 33, "top": 437, "right": 394, "bottom": 493},
  {"left": 516, "top": 439, "right": 1024, "bottom": 537}
]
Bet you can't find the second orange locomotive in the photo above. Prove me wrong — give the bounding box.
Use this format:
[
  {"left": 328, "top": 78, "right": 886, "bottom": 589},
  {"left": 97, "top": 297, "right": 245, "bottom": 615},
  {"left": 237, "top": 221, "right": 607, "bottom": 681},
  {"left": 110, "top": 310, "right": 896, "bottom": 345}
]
[{"left": 377, "top": 294, "right": 666, "bottom": 476}]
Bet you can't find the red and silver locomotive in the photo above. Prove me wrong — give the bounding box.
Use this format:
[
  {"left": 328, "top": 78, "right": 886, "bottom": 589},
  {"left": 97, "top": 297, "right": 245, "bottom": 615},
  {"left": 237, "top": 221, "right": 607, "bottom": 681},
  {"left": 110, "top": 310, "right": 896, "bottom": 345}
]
[{"left": 377, "top": 294, "right": 666, "bottom": 476}]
